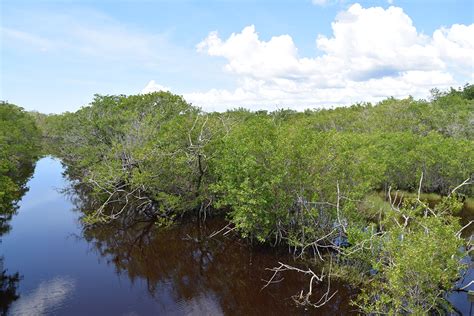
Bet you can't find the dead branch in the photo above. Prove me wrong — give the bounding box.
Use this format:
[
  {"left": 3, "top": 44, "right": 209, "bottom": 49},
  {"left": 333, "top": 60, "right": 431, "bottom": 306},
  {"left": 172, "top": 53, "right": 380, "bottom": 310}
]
[
  {"left": 458, "top": 280, "right": 474, "bottom": 291},
  {"left": 455, "top": 220, "right": 473, "bottom": 238},
  {"left": 336, "top": 181, "right": 347, "bottom": 234},
  {"left": 209, "top": 223, "right": 236, "bottom": 238},
  {"left": 449, "top": 177, "right": 473, "bottom": 197},
  {"left": 262, "top": 261, "right": 337, "bottom": 308}
]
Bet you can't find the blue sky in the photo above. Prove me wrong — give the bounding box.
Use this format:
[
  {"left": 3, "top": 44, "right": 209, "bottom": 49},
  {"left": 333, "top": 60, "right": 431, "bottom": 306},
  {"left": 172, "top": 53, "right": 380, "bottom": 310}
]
[{"left": 1, "top": 0, "right": 473, "bottom": 113}]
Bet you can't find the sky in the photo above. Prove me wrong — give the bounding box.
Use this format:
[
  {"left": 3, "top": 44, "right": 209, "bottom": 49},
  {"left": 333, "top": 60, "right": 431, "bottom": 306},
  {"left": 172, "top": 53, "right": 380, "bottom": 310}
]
[{"left": 1, "top": 0, "right": 473, "bottom": 114}]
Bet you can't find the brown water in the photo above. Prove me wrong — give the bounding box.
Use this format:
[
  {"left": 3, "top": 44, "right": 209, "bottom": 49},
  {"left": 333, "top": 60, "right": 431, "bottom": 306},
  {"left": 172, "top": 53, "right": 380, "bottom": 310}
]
[{"left": 0, "top": 157, "right": 472, "bottom": 315}]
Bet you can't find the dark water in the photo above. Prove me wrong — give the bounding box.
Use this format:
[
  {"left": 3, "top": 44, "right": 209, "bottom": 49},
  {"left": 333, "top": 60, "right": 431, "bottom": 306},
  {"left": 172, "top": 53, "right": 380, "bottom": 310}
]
[{"left": 1, "top": 157, "right": 473, "bottom": 315}]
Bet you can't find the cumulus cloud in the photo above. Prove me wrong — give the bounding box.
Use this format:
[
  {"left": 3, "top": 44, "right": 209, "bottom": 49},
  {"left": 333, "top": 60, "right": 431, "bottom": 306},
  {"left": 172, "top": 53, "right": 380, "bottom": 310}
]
[
  {"left": 144, "top": 4, "right": 473, "bottom": 111},
  {"left": 141, "top": 80, "right": 170, "bottom": 94},
  {"left": 316, "top": 5, "right": 443, "bottom": 77},
  {"left": 432, "top": 24, "right": 474, "bottom": 76}
]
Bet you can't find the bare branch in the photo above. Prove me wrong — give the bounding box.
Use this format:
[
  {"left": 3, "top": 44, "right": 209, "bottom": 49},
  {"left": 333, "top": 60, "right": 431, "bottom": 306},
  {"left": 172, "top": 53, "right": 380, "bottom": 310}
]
[
  {"left": 449, "top": 177, "right": 473, "bottom": 197},
  {"left": 262, "top": 261, "right": 337, "bottom": 308},
  {"left": 455, "top": 220, "right": 473, "bottom": 238},
  {"left": 336, "top": 181, "right": 347, "bottom": 234},
  {"left": 458, "top": 280, "right": 474, "bottom": 291},
  {"left": 417, "top": 171, "right": 423, "bottom": 201}
]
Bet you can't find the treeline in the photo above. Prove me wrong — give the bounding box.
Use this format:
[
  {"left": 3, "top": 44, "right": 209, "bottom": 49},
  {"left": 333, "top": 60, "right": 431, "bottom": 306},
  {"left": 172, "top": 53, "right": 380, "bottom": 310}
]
[
  {"left": 40, "top": 86, "right": 473, "bottom": 226},
  {"left": 39, "top": 85, "right": 474, "bottom": 314},
  {"left": 0, "top": 102, "right": 41, "bottom": 235}
]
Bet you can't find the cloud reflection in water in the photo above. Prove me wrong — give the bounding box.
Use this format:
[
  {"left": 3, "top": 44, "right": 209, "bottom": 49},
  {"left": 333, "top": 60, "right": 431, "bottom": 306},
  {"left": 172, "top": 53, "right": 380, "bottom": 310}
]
[{"left": 9, "top": 276, "right": 75, "bottom": 316}]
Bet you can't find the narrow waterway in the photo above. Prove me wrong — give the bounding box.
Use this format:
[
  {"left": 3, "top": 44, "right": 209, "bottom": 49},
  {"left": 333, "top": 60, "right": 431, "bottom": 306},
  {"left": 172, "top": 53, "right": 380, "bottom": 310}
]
[{"left": 1, "top": 157, "right": 472, "bottom": 315}]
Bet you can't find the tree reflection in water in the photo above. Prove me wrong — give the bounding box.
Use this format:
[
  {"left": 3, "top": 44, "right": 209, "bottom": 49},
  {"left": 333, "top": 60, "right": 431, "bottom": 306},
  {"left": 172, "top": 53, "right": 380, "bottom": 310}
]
[
  {"left": 0, "top": 162, "right": 35, "bottom": 316},
  {"left": 78, "top": 206, "right": 357, "bottom": 315},
  {"left": 0, "top": 259, "right": 21, "bottom": 316}
]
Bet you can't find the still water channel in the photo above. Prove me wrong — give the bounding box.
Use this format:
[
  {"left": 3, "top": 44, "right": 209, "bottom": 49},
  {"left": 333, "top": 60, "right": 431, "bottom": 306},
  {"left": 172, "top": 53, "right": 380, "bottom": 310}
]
[{"left": 1, "top": 157, "right": 472, "bottom": 315}]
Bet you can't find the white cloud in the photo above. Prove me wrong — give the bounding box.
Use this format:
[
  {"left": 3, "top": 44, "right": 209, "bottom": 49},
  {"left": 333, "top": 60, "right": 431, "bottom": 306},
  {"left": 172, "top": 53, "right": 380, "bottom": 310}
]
[
  {"left": 164, "top": 3, "right": 472, "bottom": 111},
  {"left": 141, "top": 80, "right": 170, "bottom": 94},
  {"left": 196, "top": 25, "right": 308, "bottom": 80},
  {"left": 316, "top": 5, "right": 444, "bottom": 76},
  {"left": 432, "top": 24, "right": 474, "bottom": 75}
]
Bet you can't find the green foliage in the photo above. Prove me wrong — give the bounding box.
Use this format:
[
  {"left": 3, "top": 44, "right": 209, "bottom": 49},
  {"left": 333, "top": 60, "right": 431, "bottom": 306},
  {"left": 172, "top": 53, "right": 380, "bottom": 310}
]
[
  {"left": 348, "top": 197, "right": 465, "bottom": 315},
  {"left": 210, "top": 116, "right": 289, "bottom": 241},
  {"left": 210, "top": 120, "right": 387, "bottom": 242},
  {"left": 43, "top": 92, "right": 210, "bottom": 222},
  {"left": 0, "top": 102, "right": 41, "bottom": 235}
]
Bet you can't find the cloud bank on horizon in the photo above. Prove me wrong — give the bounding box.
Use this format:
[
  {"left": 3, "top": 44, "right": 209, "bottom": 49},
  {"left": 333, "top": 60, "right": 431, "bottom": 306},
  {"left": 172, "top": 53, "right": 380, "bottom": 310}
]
[{"left": 144, "top": 3, "right": 474, "bottom": 112}]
